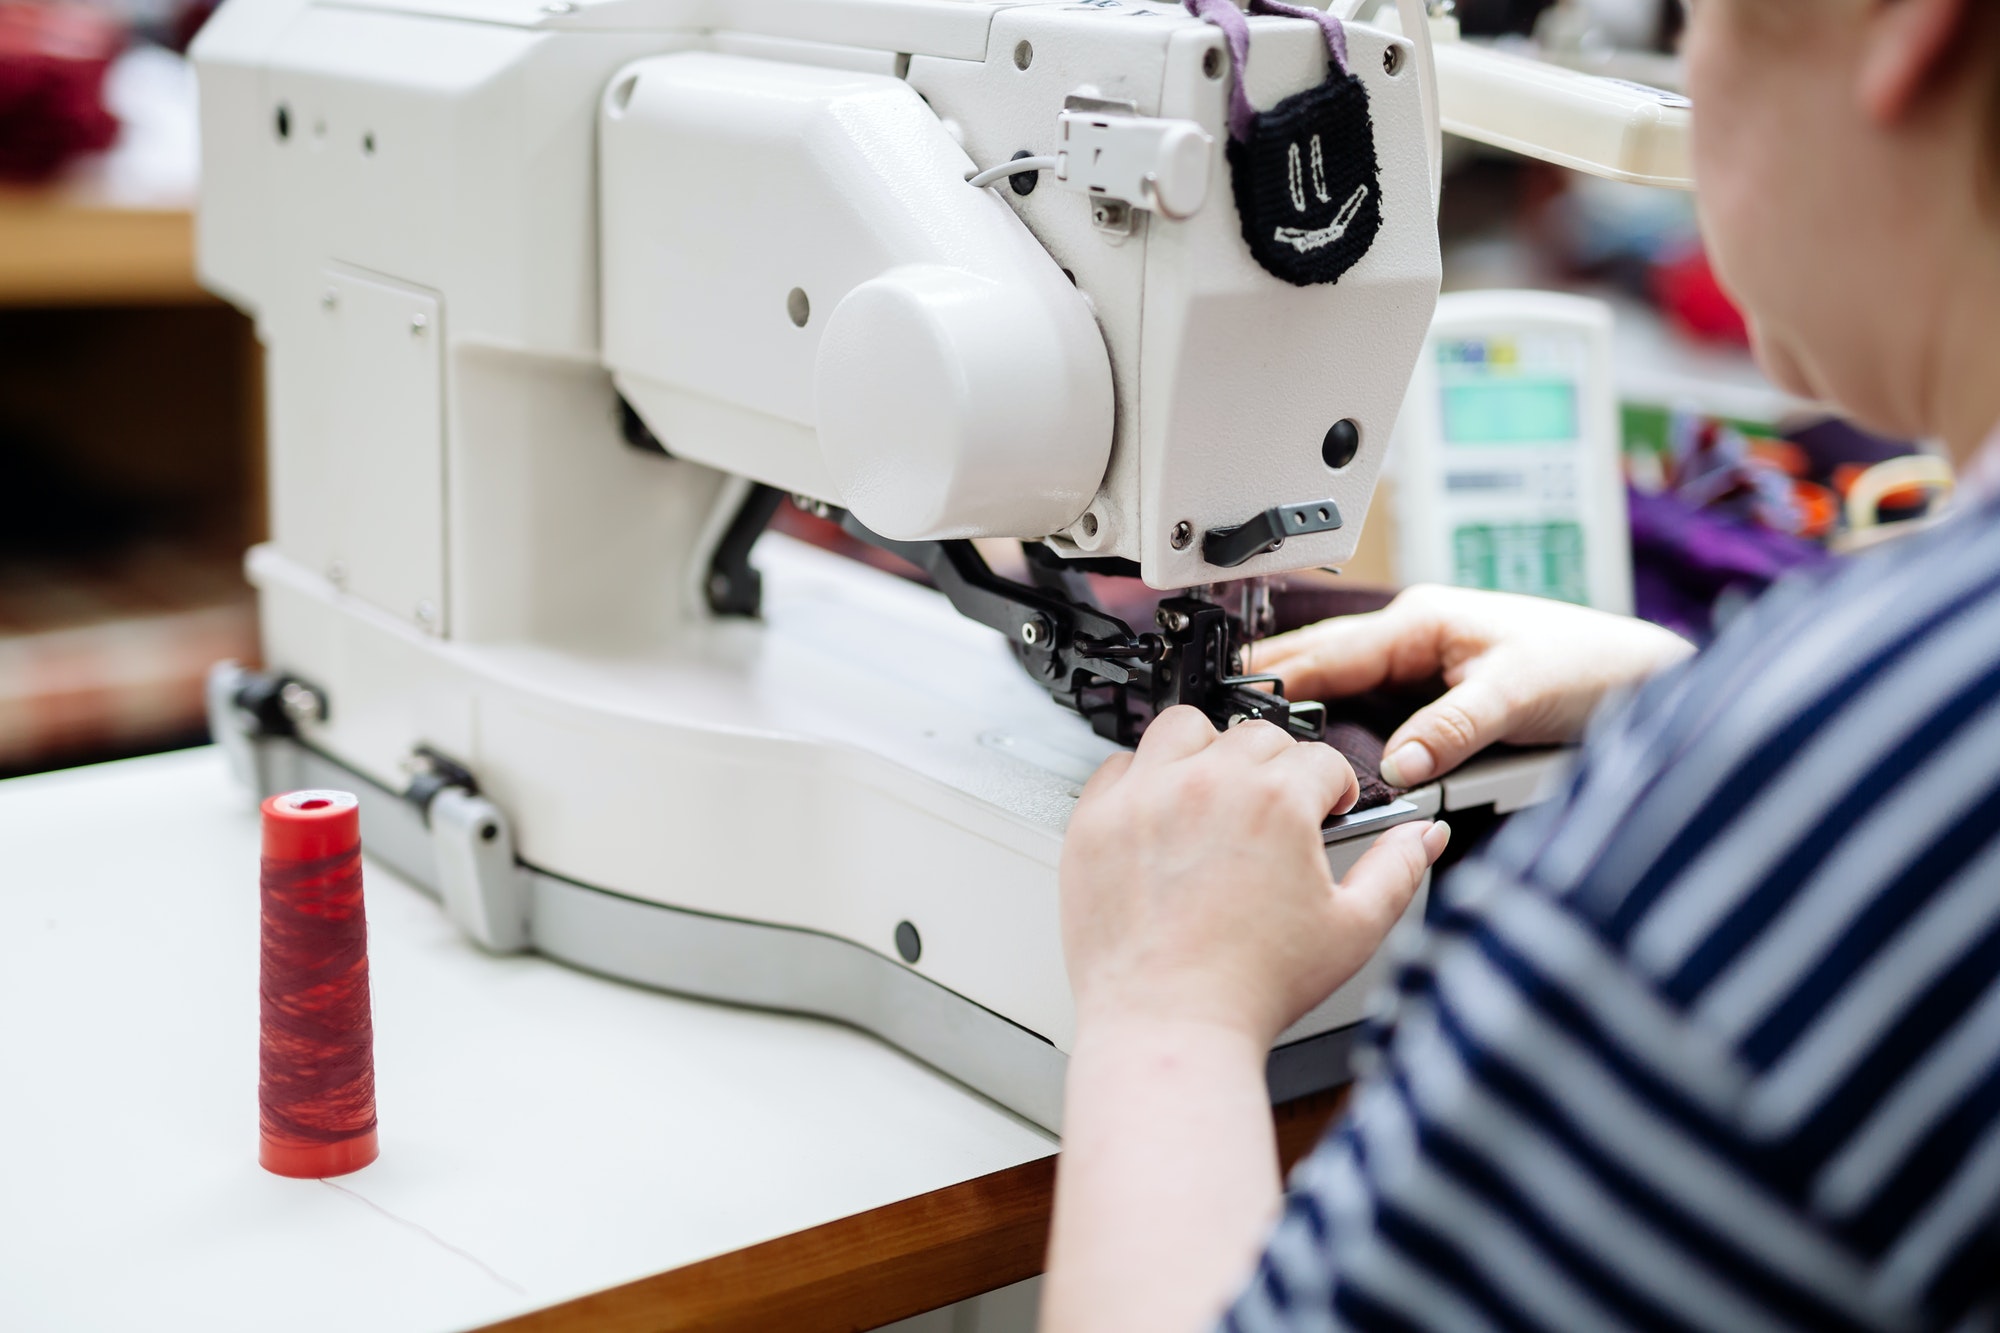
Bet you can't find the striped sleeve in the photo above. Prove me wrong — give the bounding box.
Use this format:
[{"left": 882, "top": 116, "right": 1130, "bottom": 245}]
[{"left": 1226, "top": 509, "right": 2000, "bottom": 1333}]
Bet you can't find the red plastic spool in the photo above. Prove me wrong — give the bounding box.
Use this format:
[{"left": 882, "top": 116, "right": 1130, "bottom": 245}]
[{"left": 258, "top": 789, "right": 380, "bottom": 1178}]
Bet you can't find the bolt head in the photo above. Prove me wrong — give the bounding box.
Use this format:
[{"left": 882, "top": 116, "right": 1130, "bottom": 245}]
[
  {"left": 410, "top": 312, "right": 429, "bottom": 335},
  {"left": 278, "top": 681, "right": 322, "bottom": 725},
  {"left": 1170, "top": 521, "right": 1194, "bottom": 551}
]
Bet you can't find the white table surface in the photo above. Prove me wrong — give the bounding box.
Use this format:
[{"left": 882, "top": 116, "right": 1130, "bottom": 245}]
[{"left": 0, "top": 748, "right": 1057, "bottom": 1333}]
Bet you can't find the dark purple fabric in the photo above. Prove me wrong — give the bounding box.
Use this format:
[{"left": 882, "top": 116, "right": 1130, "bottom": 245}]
[
  {"left": 1786, "top": 415, "right": 1920, "bottom": 474},
  {"left": 1271, "top": 584, "right": 1397, "bottom": 630},
  {"left": 1324, "top": 720, "right": 1399, "bottom": 811}
]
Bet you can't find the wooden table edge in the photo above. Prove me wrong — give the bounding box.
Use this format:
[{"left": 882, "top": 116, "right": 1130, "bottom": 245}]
[{"left": 479, "top": 1088, "right": 1349, "bottom": 1333}]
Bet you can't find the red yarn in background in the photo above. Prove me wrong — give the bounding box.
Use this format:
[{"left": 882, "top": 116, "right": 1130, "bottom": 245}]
[
  {"left": 259, "top": 791, "right": 379, "bottom": 1179},
  {"left": 0, "top": 4, "right": 122, "bottom": 184},
  {"left": 1653, "top": 244, "right": 1752, "bottom": 349}
]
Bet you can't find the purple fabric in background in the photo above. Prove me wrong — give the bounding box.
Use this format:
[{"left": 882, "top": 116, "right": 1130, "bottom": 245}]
[
  {"left": 1629, "top": 486, "right": 1835, "bottom": 643},
  {"left": 1787, "top": 415, "right": 1919, "bottom": 474}
]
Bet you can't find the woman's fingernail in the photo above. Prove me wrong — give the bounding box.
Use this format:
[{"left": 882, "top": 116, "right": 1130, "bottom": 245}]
[
  {"left": 1381, "top": 743, "right": 1435, "bottom": 787},
  {"left": 1421, "top": 820, "right": 1452, "bottom": 861}
]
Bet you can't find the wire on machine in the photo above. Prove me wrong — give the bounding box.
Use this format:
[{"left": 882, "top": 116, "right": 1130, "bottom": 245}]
[{"left": 967, "top": 155, "right": 1059, "bottom": 190}]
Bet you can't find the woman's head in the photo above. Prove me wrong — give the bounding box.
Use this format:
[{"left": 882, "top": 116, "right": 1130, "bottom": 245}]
[{"left": 1683, "top": 0, "right": 2000, "bottom": 454}]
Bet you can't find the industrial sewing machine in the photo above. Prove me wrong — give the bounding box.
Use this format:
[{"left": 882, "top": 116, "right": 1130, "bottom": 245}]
[{"left": 195, "top": 0, "right": 1687, "bottom": 1129}]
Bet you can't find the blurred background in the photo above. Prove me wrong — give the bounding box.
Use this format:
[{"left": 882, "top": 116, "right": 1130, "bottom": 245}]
[
  {"left": 1, "top": 0, "right": 257, "bottom": 779},
  {"left": 0, "top": 0, "right": 1944, "bottom": 779}
]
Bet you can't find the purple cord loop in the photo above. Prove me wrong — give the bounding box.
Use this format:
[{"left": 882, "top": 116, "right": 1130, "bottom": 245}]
[
  {"left": 1183, "top": 0, "right": 1351, "bottom": 141},
  {"left": 1183, "top": 0, "right": 1255, "bottom": 139}
]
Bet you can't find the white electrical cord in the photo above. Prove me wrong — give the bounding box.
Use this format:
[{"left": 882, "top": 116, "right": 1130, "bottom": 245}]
[{"left": 968, "top": 155, "right": 1060, "bottom": 190}]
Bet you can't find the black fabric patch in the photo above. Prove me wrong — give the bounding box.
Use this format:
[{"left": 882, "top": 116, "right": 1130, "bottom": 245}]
[{"left": 1226, "top": 69, "right": 1383, "bottom": 288}]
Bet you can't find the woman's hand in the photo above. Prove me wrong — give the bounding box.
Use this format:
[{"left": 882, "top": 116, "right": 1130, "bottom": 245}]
[
  {"left": 1060, "top": 705, "right": 1449, "bottom": 1047},
  {"left": 1045, "top": 707, "right": 1449, "bottom": 1333},
  {"left": 1252, "top": 585, "right": 1695, "bottom": 789}
]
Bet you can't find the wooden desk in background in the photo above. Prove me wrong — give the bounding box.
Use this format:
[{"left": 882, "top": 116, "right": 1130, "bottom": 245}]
[
  {"left": 0, "top": 184, "right": 262, "bottom": 776},
  {"left": 0, "top": 185, "right": 206, "bottom": 306}
]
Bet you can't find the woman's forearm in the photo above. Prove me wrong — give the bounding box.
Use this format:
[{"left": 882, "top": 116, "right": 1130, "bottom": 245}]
[{"left": 1040, "top": 1015, "right": 1282, "bottom": 1333}]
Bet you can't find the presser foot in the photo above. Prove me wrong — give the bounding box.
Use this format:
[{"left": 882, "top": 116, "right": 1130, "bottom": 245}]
[{"left": 704, "top": 485, "right": 1324, "bottom": 747}]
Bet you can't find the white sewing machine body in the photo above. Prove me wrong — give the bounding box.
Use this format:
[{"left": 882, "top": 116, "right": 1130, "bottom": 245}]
[{"left": 194, "top": 0, "right": 1598, "bottom": 1128}]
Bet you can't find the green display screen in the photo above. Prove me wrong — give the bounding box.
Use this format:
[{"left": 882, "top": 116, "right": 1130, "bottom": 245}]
[
  {"left": 1453, "top": 522, "right": 1589, "bottom": 605},
  {"left": 1441, "top": 379, "right": 1578, "bottom": 445}
]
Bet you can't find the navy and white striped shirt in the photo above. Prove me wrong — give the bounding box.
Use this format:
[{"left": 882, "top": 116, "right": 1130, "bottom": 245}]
[{"left": 1229, "top": 496, "right": 2000, "bottom": 1331}]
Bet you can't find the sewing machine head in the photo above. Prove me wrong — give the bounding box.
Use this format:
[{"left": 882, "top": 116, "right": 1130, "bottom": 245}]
[
  {"left": 596, "top": 8, "right": 1441, "bottom": 580},
  {"left": 195, "top": 0, "right": 1449, "bottom": 750},
  {"left": 608, "top": 6, "right": 1441, "bottom": 741}
]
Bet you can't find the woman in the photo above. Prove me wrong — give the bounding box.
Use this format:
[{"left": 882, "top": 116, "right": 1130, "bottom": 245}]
[{"left": 1045, "top": 0, "right": 2000, "bottom": 1329}]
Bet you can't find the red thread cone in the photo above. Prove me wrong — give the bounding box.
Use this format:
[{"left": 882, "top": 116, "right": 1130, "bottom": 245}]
[{"left": 258, "top": 790, "right": 379, "bottom": 1178}]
